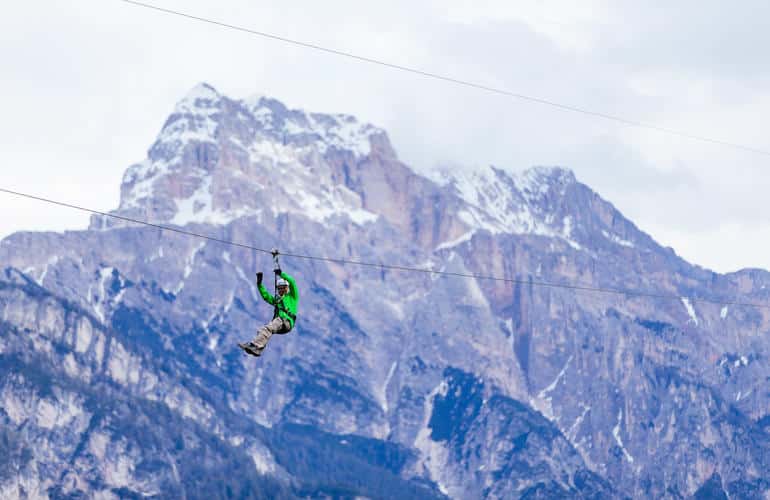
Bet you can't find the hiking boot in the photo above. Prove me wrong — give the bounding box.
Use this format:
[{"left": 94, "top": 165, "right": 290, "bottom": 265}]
[{"left": 238, "top": 342, "right": 263, "bottom": 357}]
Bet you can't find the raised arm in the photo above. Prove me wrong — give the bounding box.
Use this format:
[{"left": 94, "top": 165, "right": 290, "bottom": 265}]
[{"left": 256, "top": 272, "right": 275, "bottom": 305}]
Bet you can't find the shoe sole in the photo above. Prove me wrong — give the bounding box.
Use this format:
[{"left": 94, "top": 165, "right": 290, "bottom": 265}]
[{"left": 238, "top": 343, "right": 262, "bottom": 357}]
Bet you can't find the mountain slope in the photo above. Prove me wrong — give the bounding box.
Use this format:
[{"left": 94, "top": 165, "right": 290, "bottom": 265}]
[{"left": 2, "top": 83, "right": 770, "bottom": 498}]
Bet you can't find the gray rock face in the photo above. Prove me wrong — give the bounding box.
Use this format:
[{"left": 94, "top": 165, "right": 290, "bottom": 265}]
[{"left": 1, "top": 82, "right": 769, "bottom": 498}]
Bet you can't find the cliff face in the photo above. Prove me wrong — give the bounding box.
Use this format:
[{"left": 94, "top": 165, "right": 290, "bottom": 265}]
[{"left": 1, "top": 83, "right": 768, "bottom": 498}]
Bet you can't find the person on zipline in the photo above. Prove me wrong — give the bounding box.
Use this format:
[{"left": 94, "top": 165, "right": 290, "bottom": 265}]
[{"left": 239, "top": 267, "right": 298, "bottom": 357}]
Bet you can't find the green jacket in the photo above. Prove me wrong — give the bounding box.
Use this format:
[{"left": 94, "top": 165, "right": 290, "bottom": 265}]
[{"left": 258, "top": 271, "right": 298, "bottom": 329}]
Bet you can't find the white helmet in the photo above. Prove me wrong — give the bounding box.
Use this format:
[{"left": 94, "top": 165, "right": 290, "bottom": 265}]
[{"left": 277, "top": 278, "right": 289, "bottom": 288}]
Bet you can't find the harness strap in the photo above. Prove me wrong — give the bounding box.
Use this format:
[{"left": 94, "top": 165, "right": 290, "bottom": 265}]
[{"left": 273, "top": 297, "right": 297, "bottom": 321}]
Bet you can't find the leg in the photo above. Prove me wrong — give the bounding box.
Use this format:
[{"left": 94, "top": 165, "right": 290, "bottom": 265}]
[
  {"left": 274, "top": 318, "right": 292, "bottom": 335},
  {"left": 252, "top": 317, "right": 286, "bottom": 351}
]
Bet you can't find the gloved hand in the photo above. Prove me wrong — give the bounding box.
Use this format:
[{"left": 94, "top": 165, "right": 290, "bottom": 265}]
[
  {"left": 274, "top": 268, "right": 282, "bottom": 276},
  {"left": 256, "top": 272, "right": 263, "bottom": 285}
]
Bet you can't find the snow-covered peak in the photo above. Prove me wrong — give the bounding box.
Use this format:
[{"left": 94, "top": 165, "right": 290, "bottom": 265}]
[
  {"left": 430, "top": 164, "right": 576, "bottom": 206},
  {"left": 514, "top": 166, "right": 576, "bottom": 201},
  {"left": 241, "top": 92, "right": 266, "bottom": 110},
  {"left": 154, "top": 84, "right": 385, "bottom": 159},
  {"left": 241, "top": 95, "right": 384, "bottom": 157},
  {"left": 429, "top": 164, "right": 646, "bottom": 252},
  {"left": 174, "top": 83, "right": 222, "bottom": 113},
  {"left": 152, "top": 83, "right": 224, "bottom": 153},
  {"left": 430, "top": 165, "right": 581, "bottom": 249},
  {"left": 107, "top": 85, "right": 385, "bottom": 230}
]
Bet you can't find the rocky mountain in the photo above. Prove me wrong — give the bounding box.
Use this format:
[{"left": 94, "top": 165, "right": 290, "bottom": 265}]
[{"left": 2, "top": 82, "right": 770, "bottom": 498}]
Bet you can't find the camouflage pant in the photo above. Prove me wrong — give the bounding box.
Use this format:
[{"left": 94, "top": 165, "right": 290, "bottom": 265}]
[{"left": 253, "top": 317, "right": 291, "bottom": 350}]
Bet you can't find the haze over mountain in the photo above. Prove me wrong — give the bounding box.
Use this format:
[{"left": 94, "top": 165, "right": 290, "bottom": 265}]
[{"left": 1, "top": 83, "right": 769, "bottom": 498}]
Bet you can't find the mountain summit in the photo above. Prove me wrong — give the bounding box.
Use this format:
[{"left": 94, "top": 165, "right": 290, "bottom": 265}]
[
  {"left": 101, "top": 84, "right": 652, "bottom": 256},
  {"left": 2, "top": 84, "right": 770, "bottom": 498},
  {"left": 101, "top": 83, "right": 389, "bottom": 230}
]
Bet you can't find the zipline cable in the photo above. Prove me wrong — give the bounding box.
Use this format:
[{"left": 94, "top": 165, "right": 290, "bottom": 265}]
[
  {"left": 1, "top": 186, "right": 769, "bottom": 311},
  {"left": 118, "top": 0, "right": 770, "bottom": 158},
  {"left": 0, "top": 188, "right": 273, "bottom": 256}
]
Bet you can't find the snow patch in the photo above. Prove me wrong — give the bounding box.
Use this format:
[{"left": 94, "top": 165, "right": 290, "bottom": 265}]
[
  {"left": 248, "top": 137, "right": 298, "bottom": 165},
  {"left": 733, "top": 355, "right": 749, "bottom": 368},
  {"left": 382, "top": 298, "right": 405, "bottom": 321},
  {"left": 348, "top": 207, "right": 380, "bottom": 225},
  {"left": 113, "top": 287, "right": 127, "bottom": 305},
  {"left": 737, "top": 388, "right": 752, "bottom": 401},
  {"left": 436, "top": 230, "right": 476, "bottom": 251},
  {"left": 464, "top": 273, "right": 490, "bottom": 309},
  {"left": 538, "top": 356, "right": 572, "bottom": 400},
  {"left": 310, "top": 113, "right": 377, "bottom": 157},
  {"left": 171, "top": 175, "right": 215, "bottom": 226},
  {"left": 120, "top": 159, "right": 177, "bottom": 212},
  {"left": 222, "top": 291, "right": 235, "bottom": 315},
  {"left": 379, "top": 361, "right": 398, "bottom": 412},
  {"left": 90, "top": 267, "right": 115, "bottom": 323},
  {"left": 174, "top": 242, "right": 205, "bottom": 294},
  {"left": 602, "top": 229, "right": 634, "bottom": 248},
  {"left": 249, "top": 446, "right": 278, "bottom": 475},
  {"left": 681, "top": 297, "right": 698, "bottom": 326},
  {"left": 562, "top": 216, "right": 576, "bottom": 240},
  {"left": 568, "top": 404, "right": 591, "bottom": 441},
  {"left": 170, "top": 174, "right": 262, "bottom": 226},
  {"left": 413, "top": 380, "right": 453, "bottom": 496},
  {"left": 720, "top": 306, "right": 728, "bottom": 319},
  {"left": 513, "top": 166, "right": 575, "bottom": 200},
  {"left": 36, "top": 255, "right": 59, "bottom": 285},
  {"left": 535, "top": 356, "right": 572, "bottom": 422},
  {"left": 613, "top": 410, "right": 634, "bottom": 463},
  {"left": 284, "top": 181, "right": 378, "bottom": 226},
  {"left": 160, "top": 108, "right": 219, "bottom": 144},
  {"left": 235, "top": 266, "right": 259, "bottom": 302}
]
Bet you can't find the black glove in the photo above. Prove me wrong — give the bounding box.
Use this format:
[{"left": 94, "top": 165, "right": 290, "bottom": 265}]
[
  {"left": 274, "top": 268, "right": 282, "bottom": 276},
  {"left": 256, "top": 272, "right": 263, "bottom": 285}
]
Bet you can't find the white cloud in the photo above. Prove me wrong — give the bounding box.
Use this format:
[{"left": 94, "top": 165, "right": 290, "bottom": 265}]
[{"left": 2, "top": 0, "right": 770, "bottom": 273}]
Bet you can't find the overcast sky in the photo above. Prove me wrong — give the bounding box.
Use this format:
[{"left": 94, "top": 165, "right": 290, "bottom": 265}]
[{"left": 2, "top": 0, "right": 769, "bottom": 273}]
